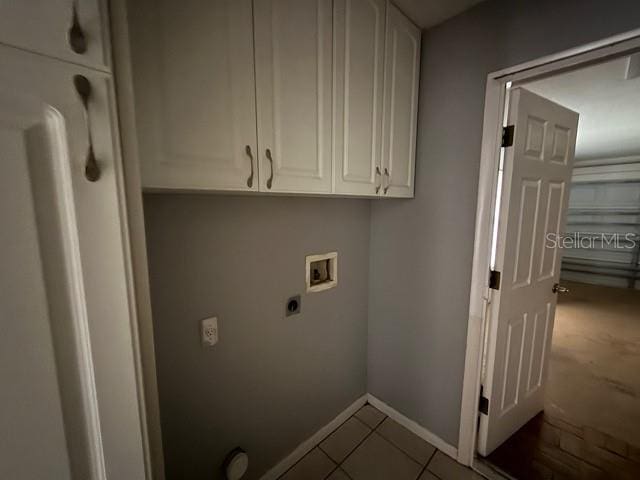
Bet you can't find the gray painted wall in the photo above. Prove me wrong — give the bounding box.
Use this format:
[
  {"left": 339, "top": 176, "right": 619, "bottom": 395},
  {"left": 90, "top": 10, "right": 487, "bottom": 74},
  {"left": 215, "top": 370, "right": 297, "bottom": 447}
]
[
  {"left": 144, "top": 195, "right": 369, "bottom": 479},
  {"left": 368, "top": 0, "right": 640, "bottom": 446}
]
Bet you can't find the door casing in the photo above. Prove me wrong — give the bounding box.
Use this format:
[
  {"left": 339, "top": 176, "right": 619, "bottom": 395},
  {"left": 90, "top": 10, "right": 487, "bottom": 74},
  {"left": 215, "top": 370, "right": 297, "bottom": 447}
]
[{"left": 458, "top": 28, "right": 640, "bottom": 474}]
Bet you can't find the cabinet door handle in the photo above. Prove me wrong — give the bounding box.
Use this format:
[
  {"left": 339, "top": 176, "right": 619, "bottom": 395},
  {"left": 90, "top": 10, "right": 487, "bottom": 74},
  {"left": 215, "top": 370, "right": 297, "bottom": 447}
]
[
  {"left": 73, "top": 75, "right": 101, "bottom": 182},
  {"left": 266, "top": 148, "right": 274, "bottom": 189},
  {"left": 383, "top": 168, "right": 390, "bottom": 194},
  {"left": 245, "top": 145, "right": 254, "bottom": 188},
  {"left": 375, "top": 166, "right": 381, "bottom": 194},
  {"left": 68, "top": 1, "right": 88, "bottom": 54}
]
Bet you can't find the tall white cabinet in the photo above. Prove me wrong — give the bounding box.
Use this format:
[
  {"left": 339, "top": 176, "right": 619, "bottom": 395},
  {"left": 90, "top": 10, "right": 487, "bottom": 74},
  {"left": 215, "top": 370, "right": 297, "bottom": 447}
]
[
  {"left": 129, "top": 0, "right": 421, "bottom": 198},
  {"left": 0, "top": 4, "right": 147, "bottom": 479}
]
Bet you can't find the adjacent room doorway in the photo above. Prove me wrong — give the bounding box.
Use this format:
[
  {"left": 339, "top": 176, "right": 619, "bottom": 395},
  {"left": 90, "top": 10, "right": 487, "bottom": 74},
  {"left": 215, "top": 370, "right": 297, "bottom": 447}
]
[{"left": 458, "top": 30, "right": 640, "bottom": 480}]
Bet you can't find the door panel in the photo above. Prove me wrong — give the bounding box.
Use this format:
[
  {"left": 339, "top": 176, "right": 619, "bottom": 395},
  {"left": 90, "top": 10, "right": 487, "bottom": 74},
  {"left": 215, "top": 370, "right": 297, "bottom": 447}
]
[
  {"left": 0, "top": 0, "right": 107, "bottom": 70},
  {"left": 526, "top": 305, "right": 551, "bottom": 393},
  {"left": 539, "top": 182, "right": 565, "bottom": 279},
  {"left": 381, "top": 2, "right": 420, "bottom": 198},
  {"left": 512, "top": 178, "right": 541, "bottom": 287},
  {"left": 478, "top": 88, "right": 578, "bottom": 456},
  {"left": 333, "top": 0, "right": 385, "bottom": 195},
  {"left": 254, "top": 0, "right": 333, "bottom": 193},
  {"left": 0, "top": 45, "right": 146, "bottom": 478},
  {"left": 131, "top": 0, "right": 258, "bottom": 191},
  {"left": 1, "top": 123, "right": 75, "bottom": 480}
]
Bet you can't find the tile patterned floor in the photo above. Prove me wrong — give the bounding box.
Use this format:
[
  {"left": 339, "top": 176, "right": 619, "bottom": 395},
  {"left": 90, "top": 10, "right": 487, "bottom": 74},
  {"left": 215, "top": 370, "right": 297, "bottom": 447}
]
[{"left": 278, "top": 403, "right": 483, "bottom": 480}]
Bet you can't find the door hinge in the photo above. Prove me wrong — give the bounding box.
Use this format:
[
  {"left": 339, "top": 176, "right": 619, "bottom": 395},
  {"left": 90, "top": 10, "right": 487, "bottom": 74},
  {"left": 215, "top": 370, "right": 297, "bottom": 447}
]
[
  {"left": 489, "top": 269, "right": 501, "bottom": 290},
  {"left": 502, "top": 125, "right": 515, "bottom": 147},
  {"left": 479, "top": 386, "right": 489, "bottom": 415}
]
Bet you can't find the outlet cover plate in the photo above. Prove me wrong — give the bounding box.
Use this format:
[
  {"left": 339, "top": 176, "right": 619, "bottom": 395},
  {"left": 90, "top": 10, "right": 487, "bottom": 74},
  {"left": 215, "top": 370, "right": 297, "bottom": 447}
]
[{"left": 201, "top": 317, "right": 218, "bottom": 346}]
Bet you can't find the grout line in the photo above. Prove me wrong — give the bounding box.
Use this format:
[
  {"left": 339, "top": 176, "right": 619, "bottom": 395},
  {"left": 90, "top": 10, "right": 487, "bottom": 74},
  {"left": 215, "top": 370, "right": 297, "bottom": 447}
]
[
  {"left": 322, "top": 465, "right": 338, "bottom": 480},
  {"left": 277, "top": 405, "right": 385, "bottom": 480},
  {"left": 372, "top": 413, "right": 388, "bottom": 431},
  {"left": 416, "top": 449, "right": 443, "bottom": 480},
  {"left": 412, "top": 448, "right": 441, "bottom": 480},
  {"left": 336, "top": 416, "right": 377, "bottom": 467},
  {"left": 276, "top": 447, "right": 317, "bottom": 480},
  {"left": 324, "top": 465, "right": 355, "bottom": 480},
  {"left": 277, "top": 405, "right": 364, "bottom": 479},
  {"left": 375, "top": 414, "right": 442, "bottom": 468}
]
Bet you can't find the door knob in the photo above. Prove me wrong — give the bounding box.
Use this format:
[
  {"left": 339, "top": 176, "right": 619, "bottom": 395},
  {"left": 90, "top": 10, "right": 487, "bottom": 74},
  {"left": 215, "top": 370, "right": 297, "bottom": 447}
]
[{"left": 552, "top": 283, "right": 570, "bottom": 294}]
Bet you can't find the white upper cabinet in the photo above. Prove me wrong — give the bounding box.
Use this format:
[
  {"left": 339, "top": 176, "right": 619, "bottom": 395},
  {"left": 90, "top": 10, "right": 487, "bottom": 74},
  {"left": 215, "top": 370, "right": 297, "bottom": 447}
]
[
  {"left": 253, "top": 0, "right": 333, "bottom": 193},
  {"left": 128, "top": 0, "right": 420, "bottom": 197},
  {"left": 131, "top": 0, "right": 259, "bottom": 191},
  {"left": 333, "top": 0, "right": 386, "bottom": 196},
  {"left": 380, "top": 2, "right": 421, "bottom": 197},
  {"left": 0, "top": 0, "right": 108, "bottom": 71}
]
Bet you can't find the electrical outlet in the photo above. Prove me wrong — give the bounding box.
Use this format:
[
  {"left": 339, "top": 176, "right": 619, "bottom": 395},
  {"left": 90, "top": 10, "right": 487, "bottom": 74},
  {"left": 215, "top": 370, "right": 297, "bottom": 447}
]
[{"left": 201, "top": 317, "right": 218, "bottom": 347}]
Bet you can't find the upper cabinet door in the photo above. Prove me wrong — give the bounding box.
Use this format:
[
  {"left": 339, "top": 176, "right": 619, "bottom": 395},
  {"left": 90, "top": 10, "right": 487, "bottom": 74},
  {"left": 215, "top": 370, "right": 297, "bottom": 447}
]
[
  {"left": 381, "top": 2, "right": 420, "bottom": 198},
  {"left": 0, "top": 0, "right": 108, "bottom": 70},
  {"left": 333, "top": 0, "right": 386, "bottom": 196},
  {"left": 254, "top": 0, "right": 333, "bottom": 193},
  {"left": 130, "top": 0, "right": 258, "bottom": 191}
]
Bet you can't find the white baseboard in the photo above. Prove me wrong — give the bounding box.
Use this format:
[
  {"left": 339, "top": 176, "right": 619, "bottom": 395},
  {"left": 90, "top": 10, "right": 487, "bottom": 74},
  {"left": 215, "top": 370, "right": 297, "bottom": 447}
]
[
  {"left": 260, "top": 394, "right": 368, "bottom": 480},
  {"left": 366, "top": 394, "right": 458, "bottom": 460},
  {"left": 473, "top": 458, "right": 512, "bottom": 480},
  {"left": 260, "top": 393, "right": 459, "bottom": 480}
]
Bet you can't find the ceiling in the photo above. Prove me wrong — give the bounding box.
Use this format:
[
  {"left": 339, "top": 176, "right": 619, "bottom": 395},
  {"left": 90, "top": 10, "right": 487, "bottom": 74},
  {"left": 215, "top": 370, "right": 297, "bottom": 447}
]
[
  {"left": 524, "top": 56, "right": 640, "bottom": 160},
  {"left": 393, "top": 0, "right": 484, "bottom": 29}
]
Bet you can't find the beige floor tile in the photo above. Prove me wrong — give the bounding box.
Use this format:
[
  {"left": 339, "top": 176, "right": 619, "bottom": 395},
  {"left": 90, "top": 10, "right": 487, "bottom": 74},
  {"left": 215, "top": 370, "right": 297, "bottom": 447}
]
[
  {"left": 355, "top": 404, "right": 386, "bottom": 429},
  {"left": 427, "top": 451, "right": 483, "bottom": 480},
  {"left": 418, "top": 470, "right": 440, "bottom": 480},
  {"left": 342, "top": 432, "right": 422, "bottom": 480},
  {"left": 377, "top": 417, "right": 436, "bottom": 465},
  {"left": 280, "top": 448, "right": 336, "bottom": 480},
  {"left": 320, "top": 416, "right": 371, "bottom": 463},
  {"left": 326, "top": 468, "right": 351, "bottom": 480}
]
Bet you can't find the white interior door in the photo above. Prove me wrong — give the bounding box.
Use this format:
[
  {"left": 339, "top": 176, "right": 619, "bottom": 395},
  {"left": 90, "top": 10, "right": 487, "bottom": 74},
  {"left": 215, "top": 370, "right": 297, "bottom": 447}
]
[
  {"left": 477, "top": 87, "right": 578, "bottom": 456},
  {"left": 254, "top": 0, "right": 333, "bottom": 193},
  {"left": 0, "top": 45, "right": 146, "bottom": 478},
  {"left": 131, "top": 0, "right": 258, "bottom": 191}
]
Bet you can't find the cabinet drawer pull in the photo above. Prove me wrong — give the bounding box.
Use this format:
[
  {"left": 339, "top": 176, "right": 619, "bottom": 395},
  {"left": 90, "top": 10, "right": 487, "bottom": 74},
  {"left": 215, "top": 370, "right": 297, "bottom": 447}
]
[
  {"left": 245, "top": 145, "right": 254, "bottom": 188},
  {"left": 68, "top": 2, "right": 87, "bottom": 54},
  {"left": 73, "top": 75, "right": 100, "bottom": 182},
  {"left": 383, "top": 167, "right": 390, "bottom": 194},
  {"left": 266, "top": 148, "right": 274, "bottom": 189},
  {"left": 375, "top": 166, "right": 381, "bottom": 193}
]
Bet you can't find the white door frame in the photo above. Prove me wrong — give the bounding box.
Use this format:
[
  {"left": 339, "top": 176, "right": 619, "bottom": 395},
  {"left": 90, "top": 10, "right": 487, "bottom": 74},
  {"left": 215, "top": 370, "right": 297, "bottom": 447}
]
[{"left": 457, "top": 28, "right": 640, "bottom": 469}]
